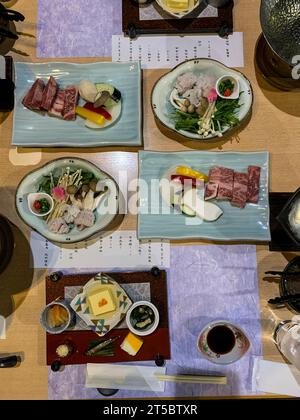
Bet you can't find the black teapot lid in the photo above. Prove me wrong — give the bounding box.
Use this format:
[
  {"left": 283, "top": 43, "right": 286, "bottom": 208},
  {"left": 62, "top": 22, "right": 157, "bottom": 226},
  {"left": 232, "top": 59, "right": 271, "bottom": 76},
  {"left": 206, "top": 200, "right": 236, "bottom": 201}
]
[{"left": 0, "top": 215, "right": 14, "bottom": 275}]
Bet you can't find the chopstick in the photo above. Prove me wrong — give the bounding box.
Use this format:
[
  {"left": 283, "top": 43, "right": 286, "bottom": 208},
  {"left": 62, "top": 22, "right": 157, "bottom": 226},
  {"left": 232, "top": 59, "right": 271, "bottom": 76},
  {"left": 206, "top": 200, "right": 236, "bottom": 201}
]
[{"left": 154, "top": 374, "right": 227, "bottom": 385}]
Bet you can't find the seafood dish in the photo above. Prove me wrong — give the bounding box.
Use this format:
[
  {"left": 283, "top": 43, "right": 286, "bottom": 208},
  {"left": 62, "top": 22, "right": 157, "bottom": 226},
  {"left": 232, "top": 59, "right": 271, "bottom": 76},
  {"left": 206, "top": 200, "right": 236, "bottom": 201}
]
[
  {"left": 16, "top": 158, "right": 119, "bottom": 243},
  {"left": 151, "top": 59, "right": 253, "bottom": 141},
  {"left": 169, "top": 72, "right": 241, "bottom": 138},
  {"left": 36, "top": 166, "right": 109, "bottom": 235},
  {"left": 22, "top": 77, "right": 122, "bottom": 129}
]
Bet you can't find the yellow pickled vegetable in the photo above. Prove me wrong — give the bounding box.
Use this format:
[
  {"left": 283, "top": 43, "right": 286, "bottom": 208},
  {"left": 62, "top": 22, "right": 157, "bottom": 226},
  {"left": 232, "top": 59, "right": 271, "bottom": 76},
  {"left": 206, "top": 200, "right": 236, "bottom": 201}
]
[
  {"left": 176, "top": 166, "right": 209, "bottom": 183},
  {"left": 75, "top": 106, "right": 105, "bottom": 126}
]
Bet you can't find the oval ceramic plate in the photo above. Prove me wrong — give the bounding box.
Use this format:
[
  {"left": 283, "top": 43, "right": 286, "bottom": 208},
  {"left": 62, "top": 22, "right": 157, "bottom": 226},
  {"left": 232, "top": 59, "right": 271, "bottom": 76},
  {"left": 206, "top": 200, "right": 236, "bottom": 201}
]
[
  {"left": 151, "top": 58, "right": 253, "bottom": 141},
  {"left": 15, "top": 157, "right": 119, "bottom": 244},
  {"left": 155, "top": 0, "right": 200, "bottom": 18}
]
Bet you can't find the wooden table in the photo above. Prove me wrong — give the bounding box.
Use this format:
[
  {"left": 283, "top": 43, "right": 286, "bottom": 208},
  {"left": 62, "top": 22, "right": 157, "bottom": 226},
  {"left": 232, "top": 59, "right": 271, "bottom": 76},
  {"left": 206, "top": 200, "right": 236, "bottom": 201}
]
[{"left": 0, "top": 0, "right": 299, "bottom": 400}]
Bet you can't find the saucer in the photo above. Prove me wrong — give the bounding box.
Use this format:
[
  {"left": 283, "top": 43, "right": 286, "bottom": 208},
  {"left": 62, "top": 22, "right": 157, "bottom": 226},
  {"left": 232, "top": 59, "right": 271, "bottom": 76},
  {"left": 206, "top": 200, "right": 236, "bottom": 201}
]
[{"left": 197, "top": 320, "right": 250, "bottom": 365}]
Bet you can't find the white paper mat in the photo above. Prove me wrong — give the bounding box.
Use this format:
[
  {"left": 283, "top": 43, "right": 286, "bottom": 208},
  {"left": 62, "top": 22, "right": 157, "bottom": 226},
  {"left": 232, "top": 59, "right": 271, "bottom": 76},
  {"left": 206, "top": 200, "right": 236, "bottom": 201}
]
[
  {"left": 252, "top": 359, "right": 300, "bottom": 397},
  {"left": 112, "top": 32, "right": 244, "bottom": 69},
  {"left": 30, "top": 231, "right": 170, "bottom": 269}
]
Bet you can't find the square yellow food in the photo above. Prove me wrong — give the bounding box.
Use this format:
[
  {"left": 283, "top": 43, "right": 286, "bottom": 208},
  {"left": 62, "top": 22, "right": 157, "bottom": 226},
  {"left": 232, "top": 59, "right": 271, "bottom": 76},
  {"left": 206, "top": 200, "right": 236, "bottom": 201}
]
[
  {"left": 166, "top": 0, "right": 190, "bottom": 11},
  {"left": 120, "top": 332, "right": 143, "bottom": 356},
  {"left": 88, "top": 289, "right": 116, "bottom": 316}
]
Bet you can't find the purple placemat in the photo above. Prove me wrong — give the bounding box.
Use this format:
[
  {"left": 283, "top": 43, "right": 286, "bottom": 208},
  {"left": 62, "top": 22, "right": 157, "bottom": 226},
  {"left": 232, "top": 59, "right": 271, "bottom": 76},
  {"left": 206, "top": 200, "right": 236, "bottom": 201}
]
[
  {"left": 48, "top": 245, "right": 262, "bottom": 399},
  {"left": 37, "top": 0, "right": 122, "bottom": 58}
]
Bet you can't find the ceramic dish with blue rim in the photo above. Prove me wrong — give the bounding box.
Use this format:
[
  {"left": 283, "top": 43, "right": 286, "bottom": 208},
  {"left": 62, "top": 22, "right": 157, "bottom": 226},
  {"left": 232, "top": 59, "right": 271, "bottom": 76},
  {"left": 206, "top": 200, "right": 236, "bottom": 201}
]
[
  {"left": 137, "top": 151, "right": 270, "bottom": 241},
  {"left": 12, "top": 61, "right": 142, "bottom": 147},
  {"left": 151, "top": 58, "right": 253, "bottom": 141},
  {"left": 15, "top": 157, "right": 119, "bottom": 244}
]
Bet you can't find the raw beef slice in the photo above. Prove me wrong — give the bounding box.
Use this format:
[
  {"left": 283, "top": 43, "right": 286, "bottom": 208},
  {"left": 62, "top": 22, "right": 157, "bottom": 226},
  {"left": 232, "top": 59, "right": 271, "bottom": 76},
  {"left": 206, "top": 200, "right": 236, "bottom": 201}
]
[
  {"left": 209, "top": 166, "right": 234, "bottom": 200},
  {"left": 63, "top": 86, "right": 79, "bottom": 121},
  {"left": 231, "top": 172, "right": 249, "bottom": 209},
  {"left": 48, "top": 90, "right": 65, "bottom": 118},
  {"left": 247, "top": 166, "right": 261, "bottom": 204},
  {"left": 22, "top": 79, "right": 45, "bottom": 110},
  {"left": 205, "top": 182, "right": 219, "bottom": 201},
  {"left": 41, "top": 76, "right": 58, "bottom": 111}
]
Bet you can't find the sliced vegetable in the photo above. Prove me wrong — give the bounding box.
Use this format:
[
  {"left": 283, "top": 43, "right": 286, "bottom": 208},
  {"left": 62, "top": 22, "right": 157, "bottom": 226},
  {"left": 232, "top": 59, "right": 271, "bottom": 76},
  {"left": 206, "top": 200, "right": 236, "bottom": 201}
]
[
  {"left": 179, "top": 189, "right": 223, "bottom": 222},
  {"left": 83, "top": 102, "right": 112, "bottom": 120},
  {"left": 181, "top": 204, "right": 196, "bottom": 217},
  {"left": 75, "top": 106, "right": 105, "bottom": 126},
  {"left": 95, "top": 83, "right": 121, "bottom": 103},
  {"left": 171, "top": 175, "right": 203, "bottom": 188},
  {"left": 94, "top": 91, "right": 111, "bottom": 108},
  {"left": 176, "top": 166, "right": 209, "bottom": 183}
]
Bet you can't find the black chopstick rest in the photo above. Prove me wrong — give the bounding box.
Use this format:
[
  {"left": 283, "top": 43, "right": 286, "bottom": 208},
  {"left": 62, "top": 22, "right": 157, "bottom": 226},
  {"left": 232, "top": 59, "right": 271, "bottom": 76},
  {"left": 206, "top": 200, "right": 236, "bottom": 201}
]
[{"left": 0, "top": 355, "right": 19, "bottom": 368}]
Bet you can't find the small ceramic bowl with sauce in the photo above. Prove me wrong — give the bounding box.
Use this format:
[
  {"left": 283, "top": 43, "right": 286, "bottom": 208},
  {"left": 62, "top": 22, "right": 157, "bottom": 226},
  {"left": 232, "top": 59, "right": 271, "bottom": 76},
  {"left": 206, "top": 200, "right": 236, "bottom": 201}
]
[
  {"left": 216, "top": 75, "right": 240, "bottom": 100},
  {"left": 27, "top": 192, "right": 54, "bottom": 217},
  {"left": 126, "top": 301, "right": 159, "bottom": 336}
]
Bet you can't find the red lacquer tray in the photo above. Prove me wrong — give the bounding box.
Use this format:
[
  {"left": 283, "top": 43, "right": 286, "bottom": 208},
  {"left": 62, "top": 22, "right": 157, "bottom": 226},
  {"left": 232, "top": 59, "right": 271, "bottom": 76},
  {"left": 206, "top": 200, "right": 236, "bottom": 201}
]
[{"left": 45, "top": 270, "right": 171, "bottom": 366}]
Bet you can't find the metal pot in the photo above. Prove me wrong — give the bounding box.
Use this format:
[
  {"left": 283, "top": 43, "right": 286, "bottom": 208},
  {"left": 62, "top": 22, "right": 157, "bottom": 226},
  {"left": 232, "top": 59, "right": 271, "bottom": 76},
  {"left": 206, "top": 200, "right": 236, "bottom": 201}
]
[{"left": 267, "top": 256, "right": 300, "bottom": 313}]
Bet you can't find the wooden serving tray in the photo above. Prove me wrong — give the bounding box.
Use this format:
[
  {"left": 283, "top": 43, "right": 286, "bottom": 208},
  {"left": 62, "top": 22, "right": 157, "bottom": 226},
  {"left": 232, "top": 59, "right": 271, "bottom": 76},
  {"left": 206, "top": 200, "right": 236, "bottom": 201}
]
[
  {"left": 45, "top": 270, "right": 171, "bottom": 366},
  {"left": 122, "top": 0, "right": 234, "bottom": 38}
]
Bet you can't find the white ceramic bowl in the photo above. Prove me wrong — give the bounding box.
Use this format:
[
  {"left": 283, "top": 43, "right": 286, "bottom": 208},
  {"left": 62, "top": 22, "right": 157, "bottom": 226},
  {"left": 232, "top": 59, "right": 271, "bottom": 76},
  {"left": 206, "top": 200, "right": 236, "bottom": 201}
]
[
  {"left": 126, "top": 301, "right": 159, "bottom": 336},
  {"left": 216, "top": 75, "right": 240, "bottom": 100},
  {"left": 27, "top": 192, "right": 54, "bottom": 217}
]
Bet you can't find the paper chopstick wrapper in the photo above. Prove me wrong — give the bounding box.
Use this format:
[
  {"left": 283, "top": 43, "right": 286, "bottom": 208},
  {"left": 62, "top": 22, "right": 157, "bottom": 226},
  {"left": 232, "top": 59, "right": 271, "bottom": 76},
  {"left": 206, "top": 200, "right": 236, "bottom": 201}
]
[
  {"left": 252, "top": 358, "right": 300, "bottom": 397},
  {"left": 86, "top": 363, "right": 167, "bottom": 392}
]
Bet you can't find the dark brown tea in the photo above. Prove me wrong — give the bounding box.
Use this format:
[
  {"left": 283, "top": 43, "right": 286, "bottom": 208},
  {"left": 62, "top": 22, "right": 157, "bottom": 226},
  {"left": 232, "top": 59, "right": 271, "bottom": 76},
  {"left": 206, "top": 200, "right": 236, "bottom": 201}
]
[{"left": 206, "top": 325, "right": 236, "bottom": 355}]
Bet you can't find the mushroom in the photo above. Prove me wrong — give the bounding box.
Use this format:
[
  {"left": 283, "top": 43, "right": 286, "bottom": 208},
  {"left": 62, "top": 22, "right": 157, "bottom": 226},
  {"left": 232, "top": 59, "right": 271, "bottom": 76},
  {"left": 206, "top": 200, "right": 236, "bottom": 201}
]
[
  {"left": 83, "top": 189, "right": 95, "bottom": 210},
  {"left": 66, "top": 185, "right": 79, "bottom": 195},
  {"left": 89, "top": 179, "right": 98, "bottom": 192}
]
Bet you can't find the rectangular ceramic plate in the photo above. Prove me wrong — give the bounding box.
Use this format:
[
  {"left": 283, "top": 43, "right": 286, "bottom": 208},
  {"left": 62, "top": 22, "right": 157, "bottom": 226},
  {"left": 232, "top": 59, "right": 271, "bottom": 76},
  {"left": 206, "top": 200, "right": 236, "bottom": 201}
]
[
  {"left": 12, "top": 61, "right": 142, "bottom": 147},
  {"left": 138, "top": 151, "right": 270, "bottom": 241}
]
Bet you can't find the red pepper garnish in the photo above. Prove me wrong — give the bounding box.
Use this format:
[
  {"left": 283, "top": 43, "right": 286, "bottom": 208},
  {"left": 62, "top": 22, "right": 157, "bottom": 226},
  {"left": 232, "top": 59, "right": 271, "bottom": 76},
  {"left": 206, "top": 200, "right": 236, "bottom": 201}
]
[
  {"left": 224, "top": 88, "right": 232, "bottom": 97},
  {"left": 171, "top": 175, "right": 203, "bottom": 188},
  {"left": 33, "top": 200, "right": 41, "bottom": 210},
  {"left": 83, "top": 102, "right": 112, "bottom": 121}
]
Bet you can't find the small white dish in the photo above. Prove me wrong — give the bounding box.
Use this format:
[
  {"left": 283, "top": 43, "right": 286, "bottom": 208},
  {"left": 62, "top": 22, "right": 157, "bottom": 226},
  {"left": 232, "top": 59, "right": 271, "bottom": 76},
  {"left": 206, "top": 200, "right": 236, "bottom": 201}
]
[
  {"left": 27, "top": 192, "right": 54, "bottom": 217},
  {"left": 216, "top": 75, "right": 240, "bottom": 100},
  {"left": 126, "top": 301, "right": 159, "bottom": 336}
]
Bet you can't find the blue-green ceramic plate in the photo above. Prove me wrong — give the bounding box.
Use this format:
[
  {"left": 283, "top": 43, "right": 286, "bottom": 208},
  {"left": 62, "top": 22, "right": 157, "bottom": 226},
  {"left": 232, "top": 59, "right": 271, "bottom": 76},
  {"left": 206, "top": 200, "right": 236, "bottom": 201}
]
[
  {"left": 12, "top": 61, "right": 142, "bottom": 147},
  {"left": 15, "top": 157, "right": 119, "bottom": 244},
  {"left": 138, "top": 151, "right": 270, "bottom": 241}
]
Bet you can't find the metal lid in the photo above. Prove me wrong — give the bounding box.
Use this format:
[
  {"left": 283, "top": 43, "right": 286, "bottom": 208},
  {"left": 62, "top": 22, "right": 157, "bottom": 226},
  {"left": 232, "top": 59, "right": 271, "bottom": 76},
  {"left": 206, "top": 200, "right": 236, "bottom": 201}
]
[{"left": 260, "top": 0, "right": 300, "bottom": 66}]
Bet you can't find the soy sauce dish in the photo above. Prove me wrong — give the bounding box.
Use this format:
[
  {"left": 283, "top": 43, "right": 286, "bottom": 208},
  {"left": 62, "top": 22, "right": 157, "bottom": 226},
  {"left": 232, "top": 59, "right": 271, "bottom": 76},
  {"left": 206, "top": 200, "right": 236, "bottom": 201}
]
[{"left": 126, "top": 301, "right": 159, "bottom": 336}]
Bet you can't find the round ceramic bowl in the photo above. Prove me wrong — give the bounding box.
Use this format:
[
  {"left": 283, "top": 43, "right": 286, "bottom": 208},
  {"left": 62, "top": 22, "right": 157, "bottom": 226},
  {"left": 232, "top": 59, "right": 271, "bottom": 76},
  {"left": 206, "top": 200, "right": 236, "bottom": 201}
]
[
  {"left": 27, "top": 192, "right": 54, "bottom": 217},
  {"left": 15, "top": 157, "right": 120, "bottom": 244},
  {"left": 151, "top": 58, "right": 253, "bottom": 141},
  {"left": 155, "top": 0, "right": 200, "bottom": 18},
  {"left": 197, "top": 320, "right": 250, "bottom": 364},
  {"left": 40, "top": 300, "right": 76, "bottom": 334},
  {"left": 216, "top": 75, "right": 240, "bottom": 100},
  {"left": 126, "top": 301, "right": 159, "bottom": 336}
]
